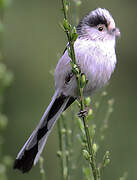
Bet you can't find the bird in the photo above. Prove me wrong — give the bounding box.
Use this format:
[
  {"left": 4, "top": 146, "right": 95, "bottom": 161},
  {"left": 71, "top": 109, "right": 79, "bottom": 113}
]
[{"left": 13, "top": 8, "right": 120, "bottom": 173}]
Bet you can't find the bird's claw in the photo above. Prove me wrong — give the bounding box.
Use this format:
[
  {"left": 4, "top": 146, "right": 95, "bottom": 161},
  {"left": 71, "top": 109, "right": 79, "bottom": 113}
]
[{"left": 77, "top": 110, "right": 88, "bottom": 118}]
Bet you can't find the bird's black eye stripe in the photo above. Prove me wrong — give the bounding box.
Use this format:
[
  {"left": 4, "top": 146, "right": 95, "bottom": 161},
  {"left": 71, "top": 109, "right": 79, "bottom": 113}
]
[{"left": 87, "top": 14, "right": 108, "bottom": 28}]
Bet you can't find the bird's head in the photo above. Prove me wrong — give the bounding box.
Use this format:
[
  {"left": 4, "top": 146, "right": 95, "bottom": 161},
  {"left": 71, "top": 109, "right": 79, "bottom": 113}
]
[{"left": 77, "top": 8, "right": 120, "bottom": 41}]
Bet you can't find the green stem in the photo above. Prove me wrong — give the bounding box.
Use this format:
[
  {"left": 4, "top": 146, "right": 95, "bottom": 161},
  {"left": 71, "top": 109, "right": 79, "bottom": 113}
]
[
  {"left": 62, "top": 115, "right": 71, "bottom": 179},
  {"left": 61, "top": 0, "right": 67, "bottom": 19},
  {"left": 39, "top": 157, "right": 46, "bottom": 180},
  {"left": 77, "top": 82, "right": 99, "bottom": 180},
  {"left": 61, "top": 115, "right": 69, "bottom": 180},
  {"left": 57, "top": 115, "right": 70, "bottom": 180},
  {"left": 57, "top": 119, "right": 64, "bottom": 180},
  {"left": 61, "top": 0, "right": 77, "bottom": 65},
  {"left": 61, "top": 1, "right": 99, "bottom": 180},
  {"left": 82, "top": 116, "right": 99, "bottom": 180}
]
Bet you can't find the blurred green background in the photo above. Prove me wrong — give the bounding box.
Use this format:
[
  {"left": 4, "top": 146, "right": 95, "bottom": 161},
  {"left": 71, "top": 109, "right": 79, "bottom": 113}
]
[{"left": 2, "top": 0, "right": 137, "bottom": 179}]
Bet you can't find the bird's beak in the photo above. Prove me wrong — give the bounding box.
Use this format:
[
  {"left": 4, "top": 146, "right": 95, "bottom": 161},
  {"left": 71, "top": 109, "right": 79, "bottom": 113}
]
[
  {"left": 114, "top": 28, "right": 120, "bottom": 37},
  {"left": 110, "top": 28, "right": 120, "bottom": 37}
]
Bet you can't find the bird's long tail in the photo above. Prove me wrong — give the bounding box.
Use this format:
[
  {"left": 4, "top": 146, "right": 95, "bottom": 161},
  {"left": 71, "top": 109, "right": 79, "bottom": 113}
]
[{"left": 13, "top": 91, "right": 75, "bottom": 173}]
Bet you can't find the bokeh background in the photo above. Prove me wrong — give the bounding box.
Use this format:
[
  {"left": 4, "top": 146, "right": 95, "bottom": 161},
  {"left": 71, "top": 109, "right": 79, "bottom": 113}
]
[{"left": 2, "top": 0, "right": 137, "bottom": 179}]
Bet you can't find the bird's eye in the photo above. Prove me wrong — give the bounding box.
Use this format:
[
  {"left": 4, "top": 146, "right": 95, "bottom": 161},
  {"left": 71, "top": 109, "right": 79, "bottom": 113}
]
[{"left": 98, "top": 26, "right": 104, "bottom": 31}]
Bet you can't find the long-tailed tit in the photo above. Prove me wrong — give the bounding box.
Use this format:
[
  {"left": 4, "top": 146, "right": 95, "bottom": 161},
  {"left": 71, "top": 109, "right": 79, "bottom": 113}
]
[{"left": 14, "top": 8, "right": 120, "bottom": 173}]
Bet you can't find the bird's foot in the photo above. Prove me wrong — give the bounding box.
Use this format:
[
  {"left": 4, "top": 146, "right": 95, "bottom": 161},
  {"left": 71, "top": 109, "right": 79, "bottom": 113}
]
[{"left": 77, "top": 108, "right": 88, "bottom": 118}]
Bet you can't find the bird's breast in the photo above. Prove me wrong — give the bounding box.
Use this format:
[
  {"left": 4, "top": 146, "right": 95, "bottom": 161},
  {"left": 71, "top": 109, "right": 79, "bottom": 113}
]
[
  {"left": 75, "top": 39, "right": 117, "bottom": 95},
  {"left": 55, "top": 38, "right": 116, "bottom": 97}
]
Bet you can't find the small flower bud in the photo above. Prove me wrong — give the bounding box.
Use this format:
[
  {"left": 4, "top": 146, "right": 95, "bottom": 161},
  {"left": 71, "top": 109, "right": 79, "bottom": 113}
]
[
  {"left": 105, "top": 151, "right": 110, "bottom": 157},
  {"left": 71, "top": 32, "right": 78, "bottom": 42},
  {"left": 61, "top": 128, "right": 66, "bottom": 134},
  {"left": 57, "top": 151, "right": 62, "bottom": 157},
  {"left": 72, "top": 27, "right": 77, "bottom": 34},
  {"left": 63, "top": 19, "right": 71, "bottom": 30},
  {"left": 101, "top": 91, "right": 107, "bottom": 96},
  {"left": 108, "top": 99, "right": 114, "bottom": 106},
  {"left": 93, "top": 143, "right": 98, "bottom": 153},
  {"left": 40, "top": 169, "right": 44, "bottom": 174},
  {"left": 82, "top": 149, "right": 90, "bottom": 160},
  {"left": 71, "top": 63, "right": 80, "bottom": 75},
  {"left": 65, "top": 4, "right": 69, "bottom": 12},
  {"left": 72, "top": 64, "right": 77, "bottom": 69},
  {"left": 62, "top": 111, "right": 66, "bottom": 116},
  {"left": 88, "top": 109, "right": 93, "bottom": 116},
  {"left": 84, "top": 97, "right": 91, "bottom": 106},
  {"left": 103, "top": 158, "right": 110, "bottom": 167},
  {"left": 81, "top": 73, "right": 86, "bottom": 88},
  {"left": 103, "top": 151, "right": 110, "bottom": 167},
  {"left": 71, "top": 27, "right": 78, "bottom": 42}
]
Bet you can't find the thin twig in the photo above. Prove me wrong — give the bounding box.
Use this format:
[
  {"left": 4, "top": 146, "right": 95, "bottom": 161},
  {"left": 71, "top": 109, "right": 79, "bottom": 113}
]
[
  {"left": 39, "top": 157, "right": 46, "bottom": 180},
  {"left": 61, "top": 0, "right": 99, "bottom": 180},
  {"left": 57, "top": 118, "right": 64, "bottom": 179}
]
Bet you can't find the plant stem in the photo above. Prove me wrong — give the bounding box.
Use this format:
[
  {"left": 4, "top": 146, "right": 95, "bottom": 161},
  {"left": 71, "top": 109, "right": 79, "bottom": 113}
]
[
  {"left": 62, "top": 115, "right": 71, "bottom": 179},
  {"left": 61, "top": 0, "right": 67, "bottom": 19},
  {"left": 57, "top": 114, "right": 71, "bottom": 180},
  {"left": 61, "top": 115, "right": 69, "bottom": 180},
  {"left": 39, "top": 157, "right": 46, "bottom": 180},
  {"left": 57, "top": 118, "right": 64, "bottom": 179},
  {"left": 61, "top": 0, "right": 77, "bottom": 65},
  {"left": 77, "top": 81, "right": 99, "bottom": 180},
  {"left": 61, "top": 0, "right": 99, "bottom": 180}
]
